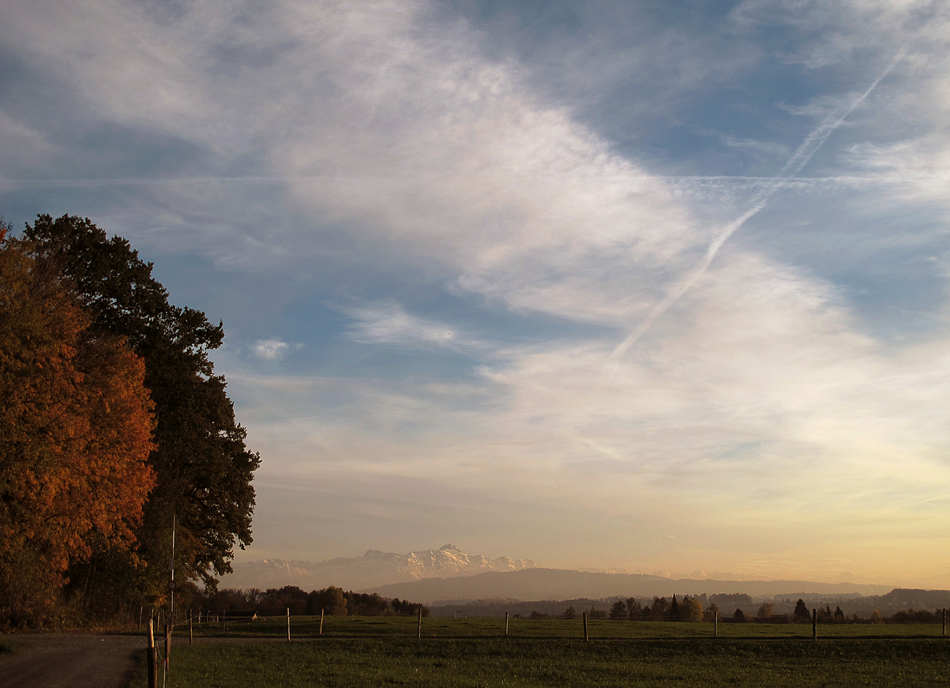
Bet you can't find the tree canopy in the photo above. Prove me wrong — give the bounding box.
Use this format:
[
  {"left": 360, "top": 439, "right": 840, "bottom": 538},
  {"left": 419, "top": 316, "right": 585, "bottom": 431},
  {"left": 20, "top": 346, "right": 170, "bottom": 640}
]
[
  {"left": 8, "top": 214, "right": 260, "bottom": 624},
  {"left": 0, "top": 225, "right": 155, "bottom": 626}
]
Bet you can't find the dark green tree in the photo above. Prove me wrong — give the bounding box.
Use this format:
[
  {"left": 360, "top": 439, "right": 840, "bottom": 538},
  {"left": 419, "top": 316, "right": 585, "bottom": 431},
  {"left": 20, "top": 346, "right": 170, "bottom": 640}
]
[
  {"left": 792, "top": 599, "right": 810, "bottom": 623},
  {"left": 24, "top": 215, "right": 259, "bottom": 601},
  {"left": 670, "top": 594, "right": 680, "bottom": 621},
  {"left": 609, "top": 600, "right": 627, "bottom": 620},
  {"left": 625, "top": 597, "right": 641, "bottom": 620}
]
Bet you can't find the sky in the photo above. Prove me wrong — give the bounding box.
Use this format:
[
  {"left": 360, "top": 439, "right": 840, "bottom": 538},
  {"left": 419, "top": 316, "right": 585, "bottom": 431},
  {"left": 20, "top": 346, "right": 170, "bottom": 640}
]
[{"left": 2, "top": 0, "right": 949, "bottom": 587}]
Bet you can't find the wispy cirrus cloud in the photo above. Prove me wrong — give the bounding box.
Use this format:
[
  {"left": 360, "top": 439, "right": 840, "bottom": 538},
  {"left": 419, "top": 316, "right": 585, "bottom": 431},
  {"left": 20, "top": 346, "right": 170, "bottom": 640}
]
[
  {"left": 342, "top": 302, "right": 482, "bottom": 352},
  {"left": 3, "top": 0, "right": 950, "bottom": 583}
]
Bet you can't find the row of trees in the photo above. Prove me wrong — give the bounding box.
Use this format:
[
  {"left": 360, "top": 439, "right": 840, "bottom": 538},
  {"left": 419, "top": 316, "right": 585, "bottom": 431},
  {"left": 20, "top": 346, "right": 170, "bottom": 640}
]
[
  {"left": 0, "top": 216, "right": 259, "bottom": 628},
  {"left": 183, "top": 585, "right": 429, "bottom": 618},
  {"left": 552, "top": 597, "right": 936, "bottom": 625}
]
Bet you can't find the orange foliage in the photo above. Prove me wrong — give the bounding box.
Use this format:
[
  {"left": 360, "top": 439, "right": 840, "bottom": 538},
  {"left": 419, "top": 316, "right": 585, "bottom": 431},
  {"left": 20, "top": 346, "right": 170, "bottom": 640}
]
[{"left": 0, "top": 229, "right": 155, "bottom": 622}]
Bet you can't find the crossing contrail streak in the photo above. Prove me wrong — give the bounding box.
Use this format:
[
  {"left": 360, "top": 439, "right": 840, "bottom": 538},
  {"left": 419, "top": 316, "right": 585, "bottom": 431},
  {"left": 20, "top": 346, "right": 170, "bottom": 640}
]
[{"left": 611, "top": 49, "right": 905, "bottom": 360}]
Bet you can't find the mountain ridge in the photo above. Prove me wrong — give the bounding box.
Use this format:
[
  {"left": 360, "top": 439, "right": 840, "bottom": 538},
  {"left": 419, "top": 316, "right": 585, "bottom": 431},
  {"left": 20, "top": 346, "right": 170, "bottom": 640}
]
[
  {"left": 220, "top": 544, "right": 538, "bottom": 591},
  {"left": 363, "top": 567, "right": 894, "bottom": 604}
]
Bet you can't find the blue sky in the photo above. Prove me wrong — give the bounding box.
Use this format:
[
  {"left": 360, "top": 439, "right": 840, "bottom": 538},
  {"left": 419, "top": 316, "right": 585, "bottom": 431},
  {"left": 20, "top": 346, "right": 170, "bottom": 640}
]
[{"left": 2, "top": 0, "right": 950, "bottom": 585}]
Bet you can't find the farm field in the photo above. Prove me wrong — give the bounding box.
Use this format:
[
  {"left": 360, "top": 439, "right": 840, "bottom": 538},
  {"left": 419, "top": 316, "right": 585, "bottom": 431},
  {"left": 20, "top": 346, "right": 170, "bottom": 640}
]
[{"left": 129, "top": 617, "right": 950, "bottom": 687}]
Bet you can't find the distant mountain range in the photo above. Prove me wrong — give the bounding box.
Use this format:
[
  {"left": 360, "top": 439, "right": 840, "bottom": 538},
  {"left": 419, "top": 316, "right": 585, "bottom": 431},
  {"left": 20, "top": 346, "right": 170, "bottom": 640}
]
[
  {"left": 365, "top": 568, "right": 894, "bottom": 605},
  {"left": 219, "top": 544, "right": 538, "bottom": 591},
  {"left": 222, "top": 544, "right": 904, "bottom": 605}
]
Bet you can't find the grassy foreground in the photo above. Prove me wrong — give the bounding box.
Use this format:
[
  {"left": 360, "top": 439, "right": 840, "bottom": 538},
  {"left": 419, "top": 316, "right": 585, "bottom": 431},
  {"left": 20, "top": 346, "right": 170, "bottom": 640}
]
[
  {"left": 133, "top": 637, "right": 950, "bottom": 688},
  {"left": 133, "top": 617, "right": 950, "bottom": 687}
]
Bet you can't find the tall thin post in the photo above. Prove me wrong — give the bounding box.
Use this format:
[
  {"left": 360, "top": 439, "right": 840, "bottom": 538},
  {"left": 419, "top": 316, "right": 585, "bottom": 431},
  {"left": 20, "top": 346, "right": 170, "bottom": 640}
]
[
  {"left": 147, "top": 619, "right": 158, "bottom": 688},
  {"left": 943, "top": 609, "right": 946, "bottom": 637},
  {"left": 138, "top": 606, "right": 143, "bottom": 632},
  {"left": 505, "top": 611, "right": 509, "bottom": 636},
  {"left": 417, "top": 608, "right": 423, "bottom": 639},
  {"left": 319, "top": 609, "right": 324, "bottom": 635},
  {"left": 583, "top": 612, "right": 589, "bottom": 642},
  {"left": 189, "top": 613, "right": 193, "bottom": 645},
  {"left": 169, "top": 514, "right": 176, "bottom": 623},
  {"left": 812, "top": 609, "right": 817, "bottom": 641},
  {"left": 287, "top": 607, "right": 291, "bottom": 642},
  {"left": 714, "top": 612, "right": 718, "bottom": 637},
  {"left": 223, "top": 610, "right": 227, "bottom": 634},
  {"left": 164, "top": 621, "right": 171, "bottom": 672}
]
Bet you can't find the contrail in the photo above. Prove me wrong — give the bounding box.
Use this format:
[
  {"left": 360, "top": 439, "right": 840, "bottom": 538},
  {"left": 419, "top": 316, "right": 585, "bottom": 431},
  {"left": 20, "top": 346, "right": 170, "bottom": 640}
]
[{"left": 611, "top": 49, "right": 904, "bottom": 360}]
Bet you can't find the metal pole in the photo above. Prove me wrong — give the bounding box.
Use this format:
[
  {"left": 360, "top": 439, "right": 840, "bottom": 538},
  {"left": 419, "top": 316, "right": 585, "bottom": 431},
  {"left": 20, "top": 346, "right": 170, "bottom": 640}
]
[
  {"left": 812, "top": 609, "right": 817, "bottom": 641},
  {"left": 583, "top": 612, "right": 589, "bottom": 642},
  {"left": 505, "top": 611, "right": 509, "bottom": 636}
]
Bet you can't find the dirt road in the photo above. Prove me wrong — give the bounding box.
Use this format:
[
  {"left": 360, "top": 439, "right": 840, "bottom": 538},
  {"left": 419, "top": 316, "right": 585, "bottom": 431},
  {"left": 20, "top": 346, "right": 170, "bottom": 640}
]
[{"left": 0, "top": 633, "right": 143, "bottom": 688}]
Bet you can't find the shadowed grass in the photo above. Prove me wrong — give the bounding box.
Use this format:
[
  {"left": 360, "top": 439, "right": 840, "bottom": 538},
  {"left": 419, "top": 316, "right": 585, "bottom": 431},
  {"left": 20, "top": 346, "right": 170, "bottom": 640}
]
[{"left": 131, "top": 636, "right": 950, "bottom": 688}]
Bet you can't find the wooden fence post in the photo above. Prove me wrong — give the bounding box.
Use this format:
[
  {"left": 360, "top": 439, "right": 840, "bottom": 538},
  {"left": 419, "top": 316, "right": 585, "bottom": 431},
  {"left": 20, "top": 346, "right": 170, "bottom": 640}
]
[
  {"left": 812, "top": 609, "right": 817, "bottom": 641},
  {"left": 714, "top": 612, "right": 718, "bottom": 637},
  {"left": 287, "top": 607, "right": 291, "bottom": 642},
  {"left": 319, "top": 608, "right": 324, "bottom": 636},
  {"left": 583, "top": 612, "right": 589, "bottom": 642},
  {"left": 147, "top": 619, "right": 158, "bottom": 688},
  {"left": 417, "top": 608, "right": 423, "bottom": 639},
  {"left": 189, "top": 613, "right": 193, "bottom": 645},
  {"left": 505, "top": 611, "right": 509, "bottom": 636},
  {"left": 164, "top": 621, "right": 171, "bottom": 672}
]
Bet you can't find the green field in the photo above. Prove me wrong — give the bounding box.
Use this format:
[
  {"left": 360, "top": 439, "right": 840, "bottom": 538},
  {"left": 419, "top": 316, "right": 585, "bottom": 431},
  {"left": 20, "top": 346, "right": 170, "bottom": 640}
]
[
  {"left": 131, "top": 616, "right": 950, "bottom": 687},
  {"left": 171, "top": 614, "right": 949, "bottom": 640}
]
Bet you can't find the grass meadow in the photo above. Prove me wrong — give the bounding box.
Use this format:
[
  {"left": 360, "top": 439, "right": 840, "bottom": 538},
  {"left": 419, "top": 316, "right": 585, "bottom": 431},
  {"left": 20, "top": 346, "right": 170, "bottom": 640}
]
[{"left": 129, "top": 616, "right": 950, "bottom": 687}]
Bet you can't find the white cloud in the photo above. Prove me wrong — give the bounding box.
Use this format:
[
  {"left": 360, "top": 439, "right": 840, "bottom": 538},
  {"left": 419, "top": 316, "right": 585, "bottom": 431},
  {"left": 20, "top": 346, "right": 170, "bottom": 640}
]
[
  {"left": 252, "top": 339, "right": 300, "bottom": 360},
  {"left": 343, "top": 301, "right": 478, "bottom": 351},
  {"left": 5, "top": 0, "right": 950, "bottom": 580}
]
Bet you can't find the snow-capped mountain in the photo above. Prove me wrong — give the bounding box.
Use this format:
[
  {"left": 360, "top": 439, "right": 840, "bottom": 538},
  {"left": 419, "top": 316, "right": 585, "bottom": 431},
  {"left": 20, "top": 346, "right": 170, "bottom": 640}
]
[{"left": 219, "top": 544, "right": 537, "bottom": 592}]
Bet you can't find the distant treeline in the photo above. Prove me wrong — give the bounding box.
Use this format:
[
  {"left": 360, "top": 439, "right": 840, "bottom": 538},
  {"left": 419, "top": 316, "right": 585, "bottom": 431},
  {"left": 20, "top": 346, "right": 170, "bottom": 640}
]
[
  {"left": 185, "top": 585, "right": 430, "bottom": 618},
  {"left": 436, "top": 590, "right": 950, "bottom": 625}
]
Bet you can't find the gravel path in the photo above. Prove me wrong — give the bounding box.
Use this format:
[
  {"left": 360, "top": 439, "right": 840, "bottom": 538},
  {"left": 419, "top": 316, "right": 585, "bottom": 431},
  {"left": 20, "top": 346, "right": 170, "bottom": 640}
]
[{"left": 0, "top": 633, "right": 144, "bottom": 688}]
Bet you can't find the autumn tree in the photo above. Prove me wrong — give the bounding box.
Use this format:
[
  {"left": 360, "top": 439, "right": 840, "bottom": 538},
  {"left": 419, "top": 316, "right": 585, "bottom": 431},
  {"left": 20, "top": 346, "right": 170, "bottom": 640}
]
[
  {"left": 703, "top": 603, "right": 720, "bottom": 622},
  {"left": 0, "top": 227, "right": 155, "bottom": 627},
  {"left": 757, "top": 602, "right": 774, "bottom": 620},
  {"left": 308, "top": 587, "right": 348, "bottom": 616},
  {"left": 24, "top": 215, "right": 259, "bottom": 603},
  {"left": 651, "top": 596, "right": 669, "bottom": 621},
  {"left": 681, "top": 596, "right": 703, "bottom": 622}
]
